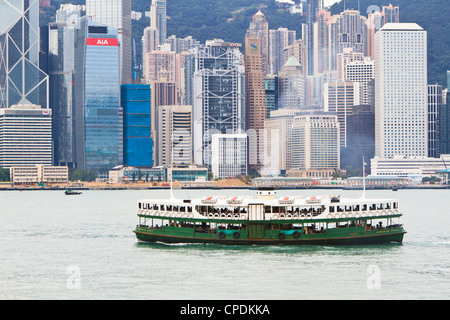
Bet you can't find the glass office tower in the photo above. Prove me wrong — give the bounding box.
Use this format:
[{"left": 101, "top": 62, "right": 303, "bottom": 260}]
[
  {"left": 121, "top": 84, "right": 153, "bottom": 167},
  {"left": 0, "top": 0, "right": 48, "bottom": 108},
  {"left": 73, "top": 20, "right": 122, "bottom": 173}
]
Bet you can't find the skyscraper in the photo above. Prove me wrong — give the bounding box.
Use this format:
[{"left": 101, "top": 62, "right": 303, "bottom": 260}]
[
  {"left": 74, "top": 20, "right": 123, "bottom": 172},
  {"left": 48, "top": 4, "right": 84, "bottom": 167},
  {"left": 121, "top": 84, "right": 153, "bottom": 167},
  {"left": 150, "top": 0, "right": 167, "bottom": 44},
  {"left": 278, "top": 56, "right": 305, "bottom": 110},
  {"left": 86, "top": 0, "right": 132, "bottom": 84},
  {"left": 268, "top": 27, "right": 296, "bottom": 75},
  {"left": 427, "top": 84, "right": 443, "bottom": 158},
  {"left": 245, "top": 36, "right": 266, "bottom": 171},
  {"left": 246, "top": 10, "right": 269, "bottom": 75},
  {"left": 0, "top": 0, "right": 49, "bottom": 109},
  {"left": 374, "top": 23, "right": 427, "bottom": 158},
  {"left": 187, "top": 40, "right": 245, "bottom": 167},
  {"left": 328, "top": 10, "right": 367, "bottom": 72},
  {"left": 0, "top": 104, "right": 52, "bottom": 167}
]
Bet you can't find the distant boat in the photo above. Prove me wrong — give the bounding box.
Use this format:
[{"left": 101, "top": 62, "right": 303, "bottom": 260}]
[{"left": 65, "top": 189, "right": 82, "bottom": 195}]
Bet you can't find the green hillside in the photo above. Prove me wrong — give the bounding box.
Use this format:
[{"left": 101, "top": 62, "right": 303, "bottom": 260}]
[{"left": 40, "top": 0, "right": 449, "bottom": 86}]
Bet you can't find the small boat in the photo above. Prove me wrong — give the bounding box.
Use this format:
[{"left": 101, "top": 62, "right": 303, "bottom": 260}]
[
  {"left": 133, "top": 188, "right": 406, "bottom": 246},
  {"left": 65, "top": 189, "right": 82, "bottom": 195}
]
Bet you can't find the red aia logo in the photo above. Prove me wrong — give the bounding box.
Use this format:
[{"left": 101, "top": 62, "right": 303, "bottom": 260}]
[{"left": 86, "top": 38, "right": 118, "bottom": 46}]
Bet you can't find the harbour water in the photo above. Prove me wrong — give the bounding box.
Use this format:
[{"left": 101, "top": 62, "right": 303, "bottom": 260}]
[{"left": 0, "top": 188, "right": 449, "bottom": 300}]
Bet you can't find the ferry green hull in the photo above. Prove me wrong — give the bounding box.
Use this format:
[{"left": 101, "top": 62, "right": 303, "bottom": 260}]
[{"left": 134, "top": 224, "right": 406, "bottom": 246}]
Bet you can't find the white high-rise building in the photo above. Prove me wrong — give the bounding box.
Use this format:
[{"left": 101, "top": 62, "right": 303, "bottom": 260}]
[
  {"left": 0, "top": 104, "right": 52, "bottom": 167},
  {"left": 211, "top": 134, "right": 247, "bottom": 179},
  {"left": 374, "top": 23, "right": 428, "bottom": 158}
]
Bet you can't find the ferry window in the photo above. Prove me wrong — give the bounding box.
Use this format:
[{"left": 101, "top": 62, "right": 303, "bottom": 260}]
[
  {"left": 377, "top": 203, "right": 383, "bottom": 210},
  {"left": 153, "top": 204, "right": 158, "bottom": 210},
  {"left": 139, "top": 203, "right": 142, "bottom": 209},
  {"left": 362, "top": 204, "right": 367, "bottom": 211},
  {"left": 180, "top": 206, "right": 185, "bottom": 212},
  {"left": 264, "top": 206, "right": 271, "bottom": 213},
  {"left": 188, "top": 206, "right": 192, "bottom": 213},
  {"left": 167, "top": 205, "right": 172, "bottom": 211},
  {"left": 353, "top": 205, "right": 360, "bottom": 211},
  {"left": 386, "top": 203, "right": 391, "bottom": 209},
  {"left": 393, "top": 202, "right": 398, "bottom": 209},
  {"left": 337, "top": 206, "right": 344, "bottom": 212},
  {"left": 345, "top": 206, "right": 352, "bottom": 212},
  {"left": 173, "top": 206, "right": 178, "bottom": 212},
  {"left": 272, "top": 207, "right": 279, "bottom": 213},
  {"left": 369, "top": 204, "right": 376, "bottom": 210},
  {"left": 329, "top": 206, "right": 335, "bottom": 213},
  {"left": 161, "top": 205, "right": 165, "bottom": 211}
]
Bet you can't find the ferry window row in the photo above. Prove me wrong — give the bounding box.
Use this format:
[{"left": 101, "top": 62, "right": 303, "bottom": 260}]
[
  {"left": 139, "top": 203, "right": 193, "bottom": 213},
  {"left": 328, "top": 202, "right": 398, "bottom": 213}
]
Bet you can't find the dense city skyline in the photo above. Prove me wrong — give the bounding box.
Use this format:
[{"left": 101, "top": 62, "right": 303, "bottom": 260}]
[{"left": 1, "top": 0, "right": 449, "bottom": 185}]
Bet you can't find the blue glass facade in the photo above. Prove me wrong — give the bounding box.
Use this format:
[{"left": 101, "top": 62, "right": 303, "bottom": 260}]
[
  {"left": 121, "top": 84, "right": 153, "bottom": 167},
  {"left": 83, "top": 22, "right": 122, "bottom": 172}
]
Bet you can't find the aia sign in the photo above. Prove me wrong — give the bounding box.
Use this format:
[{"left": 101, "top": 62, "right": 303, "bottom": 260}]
[{"left": 86, "top": 38, "right": 118, "bottom": 46}]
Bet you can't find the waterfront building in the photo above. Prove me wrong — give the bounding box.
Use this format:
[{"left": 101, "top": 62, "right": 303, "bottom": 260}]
[
  {"left": 324, "top": 81, "right": 360, "bottom": 147},
  {"left": 186, "top": 39, "right": 245, "bottom": 167},
  {"left": 74, "top": 20, "right": 123, "bottom": 172},
  {"left": 246, "top": 10, "right": 269, "bottom": 75},
  {"left": 245, "top": 36, "right": 266, "bottom": 172},
  {"left": 0, "top": 0, "right": 49, "bottom": 109},
  {"left": 291, "top": 112, "right": 340, "bottom": 170},
  {"left": 374, "top": 23, "right": 428, "bottom": 158},
  {"left": 370, "top": 155, "right": 450, "bottom": 178},
  {"left": 86, "top": 0, "right": 132, "bottom": 84},
  {"left": 48, "top": 5, "right": 84, "bottom": 168},
  {"left": 167, "top": 166, "right": 208, "bottom": 182},
  {"left": 109, "top": 166, "right": 166, "bottom": 183},
  {"left": 121, "top": 84, "right": 153, "bottom": 167},
  {"left": 150, "top": 0, "right": 167, "bottom": 44},
  {"left": 427, "top": 84, "right": 443, "bottom": 158},
  {"left": 211, "top": 134, "right": 247, "bottom": 179},
  {"left": 10, "top": 164, "right": 68, "bottom": 184},
  {"left": 156, "top": 105, "right": 192, "bottom": 167},
  {"left": 278, "top": 56, "right": 305, "bottom": 110},
  {"left": 0, "top": 104, "right": 52, "bottom": 168}
]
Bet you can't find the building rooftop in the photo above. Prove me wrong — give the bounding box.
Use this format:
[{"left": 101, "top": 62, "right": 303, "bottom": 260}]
[{"left": 380, "top": 23, "right": 423, "bottom": 31}]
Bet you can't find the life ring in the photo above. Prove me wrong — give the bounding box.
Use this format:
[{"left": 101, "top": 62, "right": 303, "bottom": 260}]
[
  {"left": 234, "top": 214, "right": 240, "bottom": 218},
  {"left": 218, "top": 232, "right": 225, "bottom": 239},
  {"left": 221, "top": 213, "right": 226, "bottom": 218},
  {"left": 287, "top": 214, "right": 292, "bottom": 218},
  {"left": 327, "top": 214, "right": 333, "bottom": 219},
  {"left": 272, "top": 214, "right": 279, "bottom": 220},
  {"left": 393, "top": 210, "right": 398, "bottom": 214},
  {"left": 300, "top": 214, "right": 305, "bottom": 218},
  {"left": 278, "top": 233, "right": 285, "bottom": 240},
  {"left": 227, "top": 214, "right": 232, "bottom": 218},
  {"left": 188, "top": 213, "right": 194, "bottom": 218},
  {"left": 306, "top": 213, "right": 312, "bottom": 219},
  {"left": 233, "top": 232, "right": 240, "bottom": 239},
  {"left": 280, "top": 214, "right": 285, "bottom": 218},
  {"left": 214, "top": 213, "right": 219, "bottom": 218},
  {"left": 293, "top": 231, "right": 300, "bottom": 239}
]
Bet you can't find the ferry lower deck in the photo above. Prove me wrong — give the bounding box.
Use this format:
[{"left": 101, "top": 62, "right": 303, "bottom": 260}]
[{"left": 134, "top": 214, "right": 406, "bottom": 245}]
